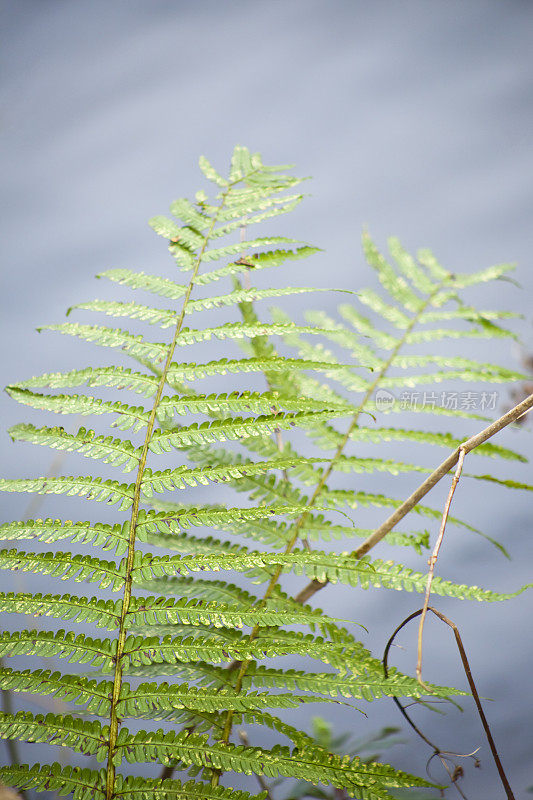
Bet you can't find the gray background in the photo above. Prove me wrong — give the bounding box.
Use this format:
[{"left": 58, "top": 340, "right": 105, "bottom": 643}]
[{"left": 1, "top": 2, "right": 533, "bottom": 798}]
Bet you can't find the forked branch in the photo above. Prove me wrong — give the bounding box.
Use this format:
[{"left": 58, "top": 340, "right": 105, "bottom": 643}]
[{"left": 383, "top": 607, "right": 516, "bottom": 800}]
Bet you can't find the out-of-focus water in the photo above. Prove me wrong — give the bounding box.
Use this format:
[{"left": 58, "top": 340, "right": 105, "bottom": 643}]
[{"left": 1, "top": 2, "right": 532, "bottom": 797}]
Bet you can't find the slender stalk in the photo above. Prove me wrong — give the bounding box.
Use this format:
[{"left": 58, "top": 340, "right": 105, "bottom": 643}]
[
  {"left": 416, "top": 447, "right": 465, "bottom": 690},
  {"left": 383, "top": 607, "right": 516, "bottom": 800},
  {"left": 104, "top": 190, "right": 230, "bottom": 800}
]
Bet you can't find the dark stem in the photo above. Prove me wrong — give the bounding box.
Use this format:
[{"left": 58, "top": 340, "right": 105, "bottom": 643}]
[{"left": 383, "top": 607, "right": 515, "bottom": 800}]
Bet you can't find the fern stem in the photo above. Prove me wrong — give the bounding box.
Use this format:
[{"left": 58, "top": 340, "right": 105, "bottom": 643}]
[
  {"left": 216, "top": 283, "right": 444, "bottom": 770},
  {"left": 104, "top": 189, "right": 231, "bottom": 800}
]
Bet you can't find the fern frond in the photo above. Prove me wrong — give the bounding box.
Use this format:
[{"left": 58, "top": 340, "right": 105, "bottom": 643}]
[
  {"left": 184, "top": 286, "right": 332, "bottom": 314},
  {"left": 0, "top": 709, "right": 108, "bottom": 759},
  {"left": 98, "top": 268, "right": 188, "bottom": 299},
  {"left": 0, "top": 549, "right": 124, "bottom": 590},
  {"left": 320, "top": 424, "right": 525, "bottom": 461},
  {"left": 135, "top": 504, "right": 306, "bottom": 535},
  {"left": 114, "top": 775, "right": 263, "bottom": 800},
  {"left": 6, "top": 387, "right": 150, "bottom": 431},
  {"left": 166, "top": 356, "right": 355, "bottom": 383},
  {"left": 125, "top": 595, "right": 330, "bottom": 631},
  {"left": 0, "top": 763, "right": 106, "bottom": 800},
  {"left": 118, "top": 682, "right": 325, "bottom": 719},
  {"left": 386, "top": 236, "right": 437, "bottom": 294},
  {"left": 148, "top": 412, "right": 346, "bottom": 452},
  {"left": 38, "top": 323, "right": 171, "bottom": 361},
  {"left": 2, "top": 146, "right": 527, "bottom": 798},
  {"left": 0, "top": 517, "right": 129, "bottom": 553},
  {"left": 240, "top": 665, "right": 464, "bottom": 701},
  {"left": 140, "top": 457, "right": 320, "bottom": 495},
  {"left": 202, "top": 236, "right": 303, "bottom": 263},
  {"left": 116, "top": 728, "right": 430, "bottom": 796},
  {"left": 418, "top": 307, "right": 521, "bottom": 323},
  {"left": 0, "top": 592, "right": 121, "bottom": 629},
  {"left": 39, "top": 321, "right": 333, "bottom": 358},
  {"left": 154, "top": 390, "right": 350, "bottom": 421},
  {"left": 381, "top": 366, "right": 524, "bottom": 388},
  {"left": 132, "top": 550, "right": 531, "bottom": 602},
  {"left": 15, "top": 365, "right": 159, "bottom": 396},
  {"left": 192, "top": 246, "right": 320, "bottom": 286},
  {"left": 9, "top": 423, "right": 141, "bottom": 471},
  {"left": 338, "top": 303, "right": 398, "bottom": 350},
  {"left": 137, "top": 529, "right": 253, "bottom": 559},
  {"left": 198, "top": 154, "right": 228, "bottom": 187},
  {"left": 357, "top": 288, "right": 412, "bottom": 328},
  {"left": 362, "top": 232, "right": 425, "bottom": 313},
  {"left": 0, "top": 666, "right": 113, "bottom": 715},
  {"left": 122, "top": 628, "right": 367, "bottom": 672},
  {"left": 406, "top": 325, "right": 516, "bottom": 342},
  {"left": 441, "top": 261, "right": 517, "bottom": 288},
  {"left": 0, "top": 475, "right": 135, "bottom": 509},
  {"left": 0, "top": 628, "right": 115, "bottom": 667}
]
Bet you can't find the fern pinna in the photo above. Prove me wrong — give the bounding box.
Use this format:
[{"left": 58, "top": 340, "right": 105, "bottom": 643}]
[{"left": 0, "top": 147, "right": 529, "bottom": 800}]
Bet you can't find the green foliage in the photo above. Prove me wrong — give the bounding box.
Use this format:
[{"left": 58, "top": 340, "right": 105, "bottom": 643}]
[{"left": 0, "top": 145, "right": 529, "bottom": 800}]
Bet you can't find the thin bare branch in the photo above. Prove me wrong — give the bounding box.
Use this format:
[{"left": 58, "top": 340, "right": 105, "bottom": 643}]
[
  {"left": 383, "top": 607, "right": 516, "bottom": 800},
  {"left": 416, "top": 447, "right": 466, "bottom": 690}
]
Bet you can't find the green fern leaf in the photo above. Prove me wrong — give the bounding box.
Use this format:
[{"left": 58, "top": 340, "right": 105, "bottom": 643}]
[
  {"left": 71, "top": 299, "right": 179, "bottom": 328},
  {"left": 2, "top": 146, "right": 527, "bottom": 798},
  {"left": 118, "top": 682, "right": 325, "bottom": 719},
  {"left": 387, "top": 236, "right": 437, "bottom": 294},
  {"left": 0, "top": 518, "right": 129, "bottom": 555},
  {"left": 0, "top": 666, "right": 113, "bottom": 716},
  {"left": 8, "top": 423, "right": 141, "bottom": 471},
  {"left": 0, "top": 592, "right": 121, "bottom": 629},
  {"left": 166, "top": 356, "right": 355, "bottom": 383},
  {"left": 125, "top": 595, "right": 330, "bottom": 630},
  {"left": 0, "top": 549, "right": 124, "bottom": 590},
  {"left": 148, "top": 413, "right": 347, "bottom": 451},
  {"left": 6, "top": 387, "right": 150, "bottom": 432},
  {"left": 0, "top": 709, "right": 108, "bottom": 759},
  {"left": 116, "top": 728, "right": 431, "bottom": 795},
  {"left": 0, "top": 475, "right": 135, "bottom": 509},
  {"left": 241, "top": 665, "right": 464, "bottom": 701},
  {"left": 14, "top": 365, "right": 159, "bottom": 396},
  {"left": 154, "top": 390, "right": 350, "bottom": 421},
  {"left": 98, "top": 268, "right": 187, "bottom": 299},
  {"left": 362, "top": 232, "right": 425, "bottom": 313},
  {"left": 0, "top": 763, "right": 106, "bottom": 800},
  {"left": 140, "top": 457, "right": 320, "bottom": 495},
  {"left": 0, "top": 628, "right": 115, "bottom": 667},
  {"left": 193, "top": 246, "right": 320, "bottom": 286},
  {"left": 114, "top": 775, "right": 264, "bottom": 800}
]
